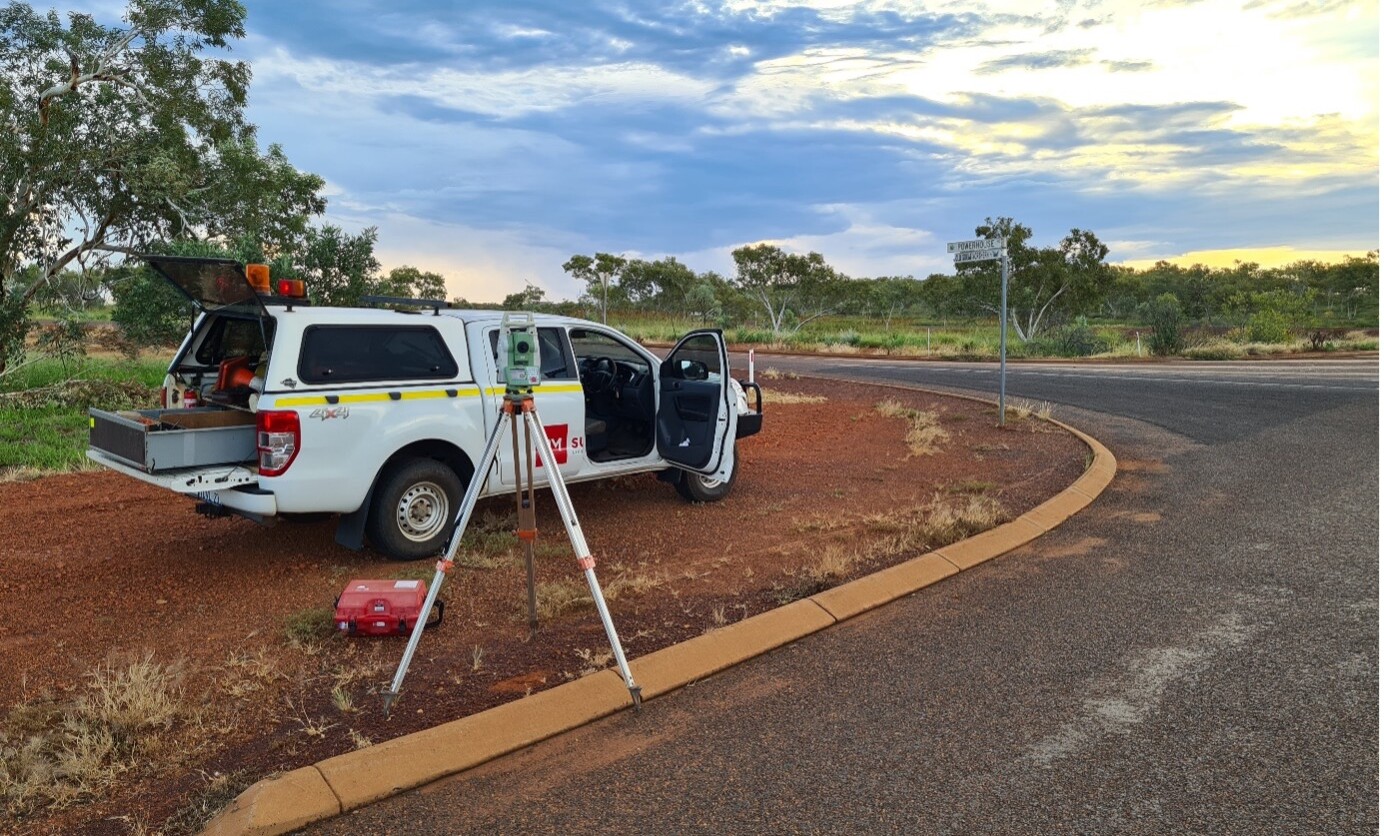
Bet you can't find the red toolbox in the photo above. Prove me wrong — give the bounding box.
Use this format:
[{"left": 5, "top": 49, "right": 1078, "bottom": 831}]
[{"left": 334, "top": 579, "right": 442, "bottom": 637}]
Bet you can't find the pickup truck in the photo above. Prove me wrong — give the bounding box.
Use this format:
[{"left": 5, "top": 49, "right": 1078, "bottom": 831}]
[{"left": 87, "top": 256, "right": 763, "bottom": 560}]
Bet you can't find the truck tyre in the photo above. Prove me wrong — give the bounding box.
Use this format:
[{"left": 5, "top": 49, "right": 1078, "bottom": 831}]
[
  {"left": 675, "top": 457, "right": 739, "bottom": 503},
  {"left": 368, "top": 459, "right": 464, "bottom": 561}
]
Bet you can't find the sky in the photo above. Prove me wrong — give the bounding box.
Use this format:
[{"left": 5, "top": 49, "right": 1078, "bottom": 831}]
[{"left": 67, "top": 0, "right": 1381, "bottom": 302}]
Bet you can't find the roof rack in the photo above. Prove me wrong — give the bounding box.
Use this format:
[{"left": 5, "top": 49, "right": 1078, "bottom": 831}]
[{"left": 360, "top": 295, "right": 452, "bottom": 316}]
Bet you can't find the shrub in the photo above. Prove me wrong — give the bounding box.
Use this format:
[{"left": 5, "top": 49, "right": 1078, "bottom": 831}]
[
  {"left": 33, "top": 317, "right": 88, "bottom": 376},
  {"left": 1035, "top": 317, "right": 1111, "bottom": 357},
  {"left": 1244, "top": 309, "right": 1292, "bottom": 344},
  {"left": 1143, "top": 293, "right": 1186, "bottom": 356},
  {"left": 0, "top": 292, "right": 29, "bottom": 373}
]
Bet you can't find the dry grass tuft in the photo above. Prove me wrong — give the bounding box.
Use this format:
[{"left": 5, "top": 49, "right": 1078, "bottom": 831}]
[
  {"left": 533, "top": 578, "right": 591, "bottom": 620},
  {"left": 857, "top": 494, "right": 1009, "bottom": 557},
  {"left": 875, "top": 399, "right": 951, "bottom": 456},
  {"left": 532, "top": 569, "right": 662, "bottom": 621},
  {"left": 918, "top": 494, "right": 1007, "bottom": 546},
  {"left": 573, "top": 648, "right": 614, "bottom": 677},
  {"left": 756, "top": 367, "right": 799, "bottom": 381},
  {"left": 760, "top": 390, "right": 826, "bottom": 405},
  {"left": 804, "top": 545, "right": 862, "bottom": 585},
  {"left": 0, "top": 653, "right": 188, "bottom": 815},
  {"left": 223, "top": 649, "right": 283, "bottom": 699},
  {"left": 603, "top": 571, "right": 664, "bottom": 600},
  {"left": 1005, "top": 398, "right": 1053, "bottom": 422}
]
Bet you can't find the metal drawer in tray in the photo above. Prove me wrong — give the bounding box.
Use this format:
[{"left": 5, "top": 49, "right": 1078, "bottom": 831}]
[{"left": 89, "top": 407, "right": 257, "bottom": 473}]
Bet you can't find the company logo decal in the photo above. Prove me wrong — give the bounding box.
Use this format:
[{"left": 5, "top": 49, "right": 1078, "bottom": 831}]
[{"left": 535, "top": 423, "right": 568, "bottom": 467}]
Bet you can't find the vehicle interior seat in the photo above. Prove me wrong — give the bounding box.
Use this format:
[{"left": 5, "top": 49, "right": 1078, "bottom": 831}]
[{"left": 585, "top": 416, "right": 608, "bottom": 456}]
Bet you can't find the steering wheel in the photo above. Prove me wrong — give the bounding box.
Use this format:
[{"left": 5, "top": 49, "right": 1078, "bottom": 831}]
[{"left": 581, "top": 356, "right": 618, "bottom": 393}]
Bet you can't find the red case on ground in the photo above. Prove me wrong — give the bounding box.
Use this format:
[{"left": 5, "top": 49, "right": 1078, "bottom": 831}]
[{"left": 334, "top": 579, "right": 441, "bottom": 637}]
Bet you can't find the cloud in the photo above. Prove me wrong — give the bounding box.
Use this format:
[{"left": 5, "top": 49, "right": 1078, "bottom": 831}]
[
  {"left": 1243, "top": 0, "right": 1361, "bottom": 20},
  {"left": 230, "top": 0, "right": 1375, "bottom": 292},
  {"left": 1102, "top": 59, "right": 1154, "bottom": 72},
  {"left": 253, "top": 48, "right": 716, "bottom": 120},
  {"left": 249, "top": 1, "right": 966, "bottom": 80},
  {"left": 976, "top": 48, "right": 1096, "bottom": 73}
]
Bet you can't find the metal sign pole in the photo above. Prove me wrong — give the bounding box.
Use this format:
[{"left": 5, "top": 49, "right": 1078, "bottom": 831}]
[{"left": 999, "top": 248, "right": 1008, "bottom": 426}]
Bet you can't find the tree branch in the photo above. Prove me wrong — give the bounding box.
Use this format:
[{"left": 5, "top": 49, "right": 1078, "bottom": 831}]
[
  {"left": 37, "top": 28, "right": 147, "bottom": 126},
  {"left": 23, "top": 209, "right": 117, "bottom": 303}
]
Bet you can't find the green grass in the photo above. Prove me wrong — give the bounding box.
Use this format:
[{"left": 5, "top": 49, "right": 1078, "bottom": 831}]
[
  {"left": 283, "top": 607, "right": 336, "bottom": 649},
  {"left": 0, "top": 356, "right": 167, "bottom": 392},
  {"left": 0, "top": 406, "right": 95, "bottom": 471},
  {"left": 0, "top": 357, "right": 166, "bottom": 475},
  {"left": 32, "top": 306, "right": 114, "bottom": 323}
]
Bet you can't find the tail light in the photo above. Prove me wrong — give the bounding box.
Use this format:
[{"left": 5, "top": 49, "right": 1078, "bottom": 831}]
[{"left": 256, "top": 410, "right": 300, "bottom": 476}]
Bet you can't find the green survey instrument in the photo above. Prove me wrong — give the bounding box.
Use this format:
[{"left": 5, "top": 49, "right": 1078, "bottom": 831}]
[{"left": 498, "top": 311, "right": 540, "bottom": 393}]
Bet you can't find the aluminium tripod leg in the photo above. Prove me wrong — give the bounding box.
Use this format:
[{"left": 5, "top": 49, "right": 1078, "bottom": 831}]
[
  {"left": 523, "top": 406, "right": 643, "bottom": 709},
  {"left": 382, "top": 408, "right": 512, "bottom": 714}
]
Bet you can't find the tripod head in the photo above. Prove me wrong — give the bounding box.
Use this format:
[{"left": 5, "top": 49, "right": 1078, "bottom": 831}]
[{"left": 499, "top": 311, "right": 541, "bottom": 395}]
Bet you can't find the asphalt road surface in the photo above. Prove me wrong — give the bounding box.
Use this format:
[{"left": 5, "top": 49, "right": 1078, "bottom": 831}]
[{"left": 309, "top": 356, "right": 1379, "bottom": 835}]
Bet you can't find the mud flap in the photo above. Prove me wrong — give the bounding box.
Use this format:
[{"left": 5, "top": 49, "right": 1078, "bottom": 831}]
[{"left": 335, "top": 485, "right": 374, "bottom": 551}]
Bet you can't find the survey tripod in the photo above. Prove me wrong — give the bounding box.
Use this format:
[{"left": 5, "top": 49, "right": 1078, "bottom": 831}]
[{"left": 382, "top": 313, "right": 642, "bottom": 714}]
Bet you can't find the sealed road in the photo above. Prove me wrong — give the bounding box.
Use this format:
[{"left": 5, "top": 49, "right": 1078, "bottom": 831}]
[{"left": 310, "top": 357, "right": 1378, "bottom": 835}]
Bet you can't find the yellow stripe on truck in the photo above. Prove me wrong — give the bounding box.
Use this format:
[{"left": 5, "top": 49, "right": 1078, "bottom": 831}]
[{"left": 271, "top": 383, "right": 597, "bottom": 408}]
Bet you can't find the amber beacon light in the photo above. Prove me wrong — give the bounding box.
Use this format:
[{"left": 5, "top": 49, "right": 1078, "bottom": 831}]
[{"left": 245, "top": 263, "right": 271, "bottom": 293}]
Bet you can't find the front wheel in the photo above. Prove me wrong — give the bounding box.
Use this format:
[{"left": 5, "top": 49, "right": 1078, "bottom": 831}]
[
  {"left": 367, "top": 459, "right": 464, "bottom": 561},
  {"left": 674, "top": 456, "right": 740, "bottom": 503}
]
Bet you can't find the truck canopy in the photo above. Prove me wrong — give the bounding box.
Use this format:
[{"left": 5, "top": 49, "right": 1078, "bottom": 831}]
[{"left": 145, "top": 255, "right": 270, "bottom": 317}]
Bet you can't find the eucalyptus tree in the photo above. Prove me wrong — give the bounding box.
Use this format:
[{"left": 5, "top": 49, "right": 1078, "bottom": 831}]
[
  {"left": 958, "top": 218, "right": 1111, "bottom": 342},
  {"left": 0, "top": 0, "right": 324, "bottom": 369},
  {"left": 730, "top": 243, "right": 840, "bottom": 336},
  {"left": 562, "top": 252, "right": 626, "bottom": 324}
]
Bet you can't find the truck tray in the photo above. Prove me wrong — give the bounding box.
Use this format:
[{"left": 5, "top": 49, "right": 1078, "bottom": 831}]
[{"left": 89, "top": 407, "right": 256, "bottom": 473}]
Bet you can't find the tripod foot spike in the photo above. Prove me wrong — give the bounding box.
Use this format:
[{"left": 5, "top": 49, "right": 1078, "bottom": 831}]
[
  {"left": 629, "top": 685, "right": 642, "bottom": 712},
  {"left": 381, "top": 690, "right": 400, "bottom": 716}
]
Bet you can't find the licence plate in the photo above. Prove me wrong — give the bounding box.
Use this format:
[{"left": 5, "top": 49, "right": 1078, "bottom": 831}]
[{"left": 193, "top": 490, "right": 223, "bottom": 506}]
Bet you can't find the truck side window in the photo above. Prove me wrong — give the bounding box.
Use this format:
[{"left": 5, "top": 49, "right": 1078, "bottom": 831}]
[
  {"left": 299, "top": 326, "right": 459, "bottom": 384},
  {"left": 488, "top": 327, "right": 577, "bottom": 380},
  {"left": 194, "top": 316, "right": 274, "bottom": 365}
]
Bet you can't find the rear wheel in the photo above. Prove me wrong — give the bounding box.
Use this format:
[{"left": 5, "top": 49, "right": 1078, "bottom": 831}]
[
  {"left": 367, "top": 459, "right": 463, "bottom": 561},
  {"left": 674, "top": 456, "right": 739, "bottom": 503}
]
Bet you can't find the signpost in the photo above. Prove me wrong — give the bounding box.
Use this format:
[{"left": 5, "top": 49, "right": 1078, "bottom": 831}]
[{"left": 948, "top": 238, "right": 1009, "bottom": 425}]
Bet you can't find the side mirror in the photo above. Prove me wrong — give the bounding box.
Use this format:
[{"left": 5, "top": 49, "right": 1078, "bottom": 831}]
[{"left": 678, "top": 359, "right": 709, "bottom": 381}]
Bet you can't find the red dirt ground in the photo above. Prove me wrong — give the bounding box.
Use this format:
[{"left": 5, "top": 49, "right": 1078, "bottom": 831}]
[{"left": 0, "top": 376, "right": 1086, "bottom": 834}]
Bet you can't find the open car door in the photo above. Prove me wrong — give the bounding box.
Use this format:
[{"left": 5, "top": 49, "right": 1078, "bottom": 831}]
[{"left": 656, "top": 330, "right": 738, "bottom": 481}]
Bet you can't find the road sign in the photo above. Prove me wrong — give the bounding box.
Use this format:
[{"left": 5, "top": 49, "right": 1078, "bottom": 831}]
[
  {"left": 953, "top": 248, "right": 1003, "bottom": 263},
  {"left": 947, "top": 238, "right": 1002, "bottom": 254},
  {"left": 945, "top": 237, "right": 1009, "bottom": 425}
]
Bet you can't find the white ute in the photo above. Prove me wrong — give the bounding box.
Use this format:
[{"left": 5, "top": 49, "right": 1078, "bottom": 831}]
[{"left": 87, "top": 256, "right": 764, "bottom": 560}]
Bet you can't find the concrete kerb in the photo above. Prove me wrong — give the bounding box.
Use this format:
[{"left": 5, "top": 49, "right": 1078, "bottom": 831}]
[{"left": 200, "top": 385, "right": 1117, "bottom": 836}]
